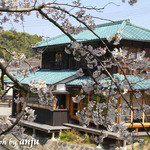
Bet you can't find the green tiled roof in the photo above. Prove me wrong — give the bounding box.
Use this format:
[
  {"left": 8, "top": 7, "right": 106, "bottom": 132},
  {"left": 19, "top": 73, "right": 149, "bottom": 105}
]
[
  {"left": 5, "top": 69, "right": 77, "bottom": 85},
  {"left": 35, "top": 19, "right": 150, "bottom": 48},
  {"left": 101, "top": 74, "right": 150, "bottom": 90},
  {"left": 5, "top": 70, "right": 150, "bottom": 90},
  {"left": 67, "top": 74, "right": 150, "bottom": 90}
]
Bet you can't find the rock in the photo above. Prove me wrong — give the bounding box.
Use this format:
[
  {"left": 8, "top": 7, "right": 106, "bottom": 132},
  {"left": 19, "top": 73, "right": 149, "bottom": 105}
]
[
  {"left": 62, "top": 142, "right": 67, "bottom": 147},
  {"left": 70, "top": 144, "right": 76, "bottom": 149}
]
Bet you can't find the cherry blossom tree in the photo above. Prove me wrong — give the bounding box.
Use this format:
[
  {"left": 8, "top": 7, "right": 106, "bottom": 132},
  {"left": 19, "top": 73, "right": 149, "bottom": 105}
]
[{"left": 0, "top": 0, "right": 150, "bottom": 149}]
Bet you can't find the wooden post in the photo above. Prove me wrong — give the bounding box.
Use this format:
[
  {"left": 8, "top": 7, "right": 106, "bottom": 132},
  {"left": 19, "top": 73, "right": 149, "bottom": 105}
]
[
  {"left": 96, "top": 125, "right": 100, "bottom": 129},
  {"left": 70, "top": 93, "right": 73, "bottom": 117},
  {"left": 17, "top": 103, "right": 20, "bottom": 117},
  {"left": 70, "top": 89, "right": 78, "bottom": 118},
  {"left": 87, "top": 93, "right": 90, "bottom": 118},
  {"left": 117, "top": 97, "right": 121, "bottom": 124},
  {"left": 77, "top": 89, "right": 81, "bottom": 111},
  {"left": 88, "top": 93, "right": 90, "bottom": 104},
  {"left": 135, "top": 128, "right": 138, "bottom": 133},
  {"left": 130, "top": 93, "right": 133, "bottom": 123},
  {"left": 97, "top": 95, "right": 100, "bottom": 103},
  {"left": 32, "top": 128, "right": 36, "bottom": 138},
  {"left": 58, "top": 130, "right": 62, "bottom": 140},
  {"left": 53, "top": 94, "right": 56, "bottom": 110},
  {"left": 96, "top": 95, "right": 100, "bottom": 129},
  {"left": 51, "top": 132, "right": 55, "bottom": 140},
  {"left": 142, "top": 92, "right": 145, "bottom": 124},
  {"left": 66, "top": 94, "right": 70, "bottom": 110},
  {"left": 123, "top": 140, "right": 127, "bottom": 150},
  {"left": 124, "top": 68, "right": 127, "bottom": 74}
]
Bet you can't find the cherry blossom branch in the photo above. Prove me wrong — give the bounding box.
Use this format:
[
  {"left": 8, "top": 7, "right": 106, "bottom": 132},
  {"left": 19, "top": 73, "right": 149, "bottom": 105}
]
[
  {"left": 38, "top": 9, "right": 76, "bottom": 42},
  {"left": 0, "top": 47, "right": 32, "bottom": 69},
  {"left": 0, "top": 62, "right": 29, "bottom": 93},
  {"left": 0, "top": 1, "right": 119, "bottom": 13},
  {"left": 82, "top": 58, "right": 99, "bottom": 85},
  {"left": 0, "top": 47, "right": 11, "bottom": 55},
  {"left": 0, "top": 94, "right": 28, "bottom": 135}
]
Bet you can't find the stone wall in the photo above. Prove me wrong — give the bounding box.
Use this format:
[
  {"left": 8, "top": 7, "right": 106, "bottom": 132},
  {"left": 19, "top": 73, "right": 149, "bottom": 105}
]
[
  {"left": 3, "top": 134, "right": 104, "bottom": 150},
  {"left": 42, "top": 140, "right": 103, "bottom": 150}
]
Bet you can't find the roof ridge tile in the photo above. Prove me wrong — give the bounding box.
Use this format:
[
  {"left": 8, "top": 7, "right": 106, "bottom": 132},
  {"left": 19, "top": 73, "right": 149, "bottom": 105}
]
[
  {"left": 126, "top": 22, "right": 150, "bottom": 32},
  {"left": 96, "top": 19, "right": 129, "bottom": 28}
]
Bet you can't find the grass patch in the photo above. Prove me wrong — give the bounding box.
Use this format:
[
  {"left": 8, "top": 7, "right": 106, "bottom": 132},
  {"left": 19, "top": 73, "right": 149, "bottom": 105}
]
[
  {"left": 134, "top": 137, "right": 150, "bottom": 150},
  {"left": 60, "top": 129, "right": 96, "bottom": 147}
]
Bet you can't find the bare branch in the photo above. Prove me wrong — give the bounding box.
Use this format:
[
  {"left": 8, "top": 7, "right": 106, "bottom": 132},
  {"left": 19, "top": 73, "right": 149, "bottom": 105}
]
[
  {"left": 102, "top": 2, "right": 120, "bottom": 9},
  {"left": 92, "top": 17, "right": 116, "bottom": 22},
  {"left": 0, "top": 86, "right": 14, "bottom": 100},
  {"left": 38, "top": 9, "right": 76, "bottom": 42},
  {"left": 0, "top": 47, "right": 32, "bottom": 69},
  {"left": 0, "top": 70, "right": 4, "bottom": 90},
  {"left": 0, "top": 94, "right": 28, "bottom": 135},
  {"left": 48, "top": 2, "right": 120, "bottom": 12},
  {"left": 0, "top": 7, "right": 38, "bottom": 13}
]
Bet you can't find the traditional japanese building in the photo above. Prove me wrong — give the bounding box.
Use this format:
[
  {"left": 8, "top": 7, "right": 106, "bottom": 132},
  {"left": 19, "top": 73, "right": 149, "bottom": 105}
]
[{"left": 5, "top": 19, "right": 150, "bottom": 132}]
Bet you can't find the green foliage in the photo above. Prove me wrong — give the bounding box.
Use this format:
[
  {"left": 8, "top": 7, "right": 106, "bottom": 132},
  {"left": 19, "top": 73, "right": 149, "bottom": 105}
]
[
  {"left": 0, "top": 76, "right": 8, "bottom": 96},
  {"left": 144, "top": 137, "right": 150, "bottom": 142},
  {"left": 134, "top": 138, "right": 150, "bottom": 150},
  {"left": 84, "top": 133, "right": 90, "bottom": 143},
  {"left": 0, "top": 30, "right": 42, "bottom": 60},
  {"left": 60, "top": 129, "right": 96, "bottom": 147},
  {"left": 61, "top": 129, "right": 79, "bottom": 143},
  {"left": 0, "top": 90, "right": 4, "bottom": 95}
]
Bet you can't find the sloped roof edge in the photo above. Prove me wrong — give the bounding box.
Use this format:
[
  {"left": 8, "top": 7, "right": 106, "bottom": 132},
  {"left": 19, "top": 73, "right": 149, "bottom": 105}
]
[{"left": 34, "top": 19, "right": 150, "bottom": 48}]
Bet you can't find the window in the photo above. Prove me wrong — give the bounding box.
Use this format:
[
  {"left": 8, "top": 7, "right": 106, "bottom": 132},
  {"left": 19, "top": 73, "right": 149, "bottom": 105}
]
[
  {"left": 80, "top": 95, "right": 88, "bottom": 111},
  {"left": 55, "top": 52, "right": 62, "bottom": 66},
  {"left": 121, "top": 94, "right": 131, "bottom": 123},
  {"left": 70, "top": 55, "right": 78, "bottom": 69},
  {"left": 79, "top": 93, "right": 106, "bottom": 111},
  {"left": 121, "top": 93, "right": 150, "bottom": 124}
]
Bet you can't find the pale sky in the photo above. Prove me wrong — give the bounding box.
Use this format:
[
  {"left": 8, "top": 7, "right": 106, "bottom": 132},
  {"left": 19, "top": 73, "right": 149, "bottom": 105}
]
[{"left": 3, "top": 0, "right": 150, "bottom": 38}]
